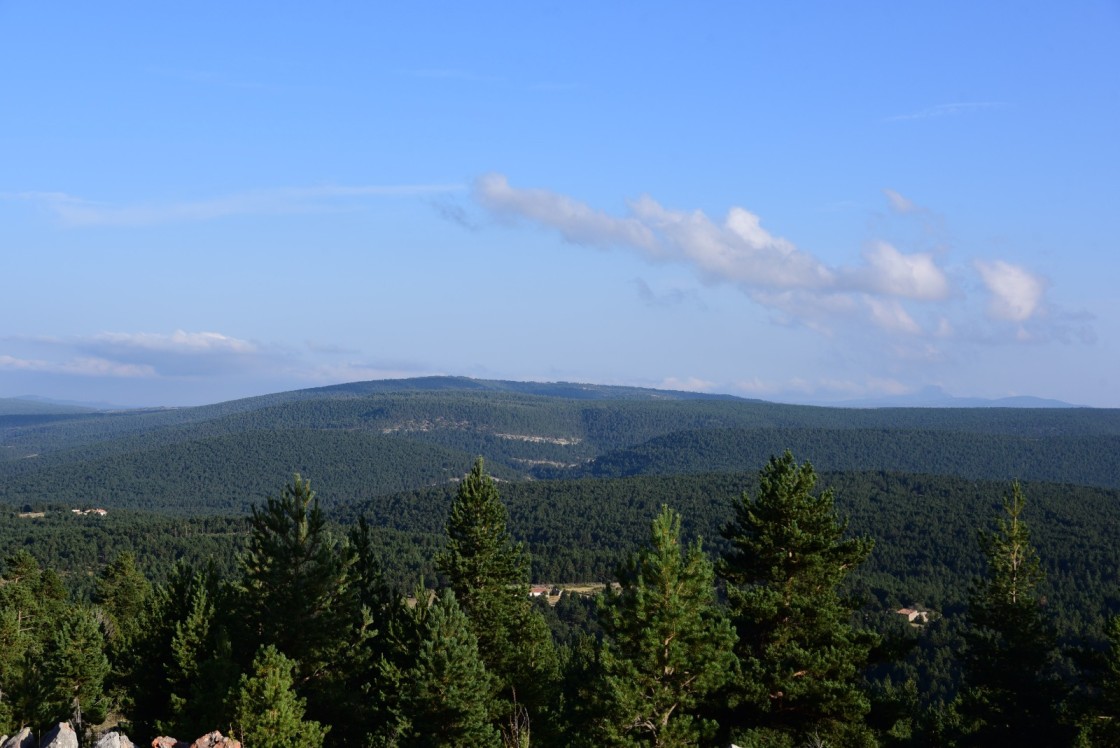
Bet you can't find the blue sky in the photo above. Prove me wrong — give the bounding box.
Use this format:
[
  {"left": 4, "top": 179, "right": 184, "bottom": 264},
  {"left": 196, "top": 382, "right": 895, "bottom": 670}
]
[{"left": 2, "top": 2, "right": 1118, "bottom": 407}]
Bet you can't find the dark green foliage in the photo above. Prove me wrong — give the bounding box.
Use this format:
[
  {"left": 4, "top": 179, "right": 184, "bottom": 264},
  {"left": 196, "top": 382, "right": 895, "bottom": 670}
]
[
  {"left": 231, "top": 644, "right": 329, "bottom": 748},
  {"left": 595, "top": 506, "right": 736, "bottom": 747},
  {"left": 436, "top": 459, "right": 559, "bottom": 736},
  {"left": 122, "top": 561, "right": 239, "bottom": 740},
  {"left": 574, "top": 426, "right": 1120, "bottom": 490},
  {"left": 95, "top": 551, "right": 151, "bottom": 647},
  {"left": 5, "top": 379, "right": 1120, "bottom": 516},
  {"left": 1077, "top": 615, "right": 1120, "bottom": 745},
  {"left": 956, "top": 483, "right": 1071, "bottom": 745},
  {"left": 1, "top": 377, "right": 1119, "bottom": 747},
  {"left": 0, "top": 550, "right": 69, "bottom": 733},
  {"left": 718, "top": 452, "right": 877, "bottom": 747},
  {"left": 386, "top": 590, "right": 501, "bottom": 748},
  {"left": 238, "top": 474, "right": 362, "bottom": 682},
  {"left": 36, "top": 605, "right": 109, "bottom": 734}
]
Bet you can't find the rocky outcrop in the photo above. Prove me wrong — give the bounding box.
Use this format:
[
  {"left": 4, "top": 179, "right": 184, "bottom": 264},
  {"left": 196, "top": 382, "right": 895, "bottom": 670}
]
[
  {"left": 40, "top": 722, "right": 78, "bottom": 748},
  {"left": 150, "top": 739, "right": 188, "bottom": 748},
  {"left": 95, "top": 732, "right": 137, "bottom": 748},
  {"left": 0, "top": 727, "right": 35, "bottom": 748},
  {"left": 187, "top": 733, "right": 240, "bottom": 748},
  {"left": 150, "top": 734, "right": 239, "bottom": 748}
]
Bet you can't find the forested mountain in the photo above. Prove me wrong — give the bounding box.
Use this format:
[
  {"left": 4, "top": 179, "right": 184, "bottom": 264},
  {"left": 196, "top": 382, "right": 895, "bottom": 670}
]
[
  {"left": 2, "top": 377, "right": 1119, "bottom": 513},
  {"left": 2, "top": 379, "right": 1120, "bottom": 745}
]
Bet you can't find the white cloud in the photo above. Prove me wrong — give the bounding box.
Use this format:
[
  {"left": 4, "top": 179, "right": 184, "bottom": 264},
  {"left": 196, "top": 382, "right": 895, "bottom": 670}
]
[
  {"left": 628, "top": 197, "right": 836, "bottom": 290},
  {"left": 477, "top": 173, "right": 834, "bottom": 290},
  {"left": 474, "top": 173, "right": 660, "bottom": 252},
  {"left": 0, "top": 354, "right": 154, "bottom": 378},
  {"left": 864, "top": 297, "right": 923, "bottom": 335},
  {"left": 748, "top": 289, "right": 860, "bottom": 334},
  {"left": 3, "top": 184, "right": 464, "bottom": 227},
  {"left": 974, "top": 260, "right": 1046, "bottom": 321},
  {"left": 475, "top": 174, "right": 1070, "bottom": 347},
  {"left": 849, "top": 242, "right": 949, "bottom": 300},
  {"left": 883, "top": 189, "right": 917, "bottom": 214},
  {"left": 93, "top": 330, "right": 257, "bottom": 354}
]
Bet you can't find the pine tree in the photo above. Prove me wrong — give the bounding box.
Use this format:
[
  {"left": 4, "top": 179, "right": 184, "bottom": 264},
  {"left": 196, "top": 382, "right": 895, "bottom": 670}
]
[
  {"left": 95, "top": 551, "right": 151, "bottom": 648},
  {"left": 436, "top": 459, "right": 559, "bottom": 735},
  {"left": 238, "top": 474, "right": 362, "bottom": 681},
  {"left": 718, "top": 451, "right": 877, "bottom": 747},
  {"left": 957, "top": 482, "right": 1070, "bottom": 745},
  {"left": 36, "top": 606, "right": 110, "bottom": 737},
  {"left": 390, "top": 590, "right": 501, "bottom": 748},
  {"left": 0, "top": 551, "right": 69, "bottom": 732},
  {"left": 163, "top": 580, "right": 240, "bottom": 738},
  {"left": 1077, "top": 615, "right": 1120, "bottom": 746},
  {"left": 596, "top": 506, "right": 736, "bottom": 747},
  {"left": 122, "top": 561, "right": 238, "bottom": 741},
  {"left": 232, "top": 645, "right": 329, "bottom": 748}
]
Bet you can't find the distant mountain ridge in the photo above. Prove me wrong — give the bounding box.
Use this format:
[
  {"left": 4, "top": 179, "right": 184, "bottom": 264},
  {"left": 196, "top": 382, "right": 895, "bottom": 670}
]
[
  {"left": 817, "top": 385, "right": 1078, "bottom": 409},
  {"left": 1, "top": 377, "right": 1116, "bottom": 514}
]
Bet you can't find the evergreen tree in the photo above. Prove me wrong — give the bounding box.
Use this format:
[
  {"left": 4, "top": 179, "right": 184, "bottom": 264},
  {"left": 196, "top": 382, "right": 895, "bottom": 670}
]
[
  {"left": 95, "top": 551, "right": 151, "bottom": 648},
  {"left": 596, "top": 505, "right": 735, "bottom": 747},
  {"left": 389, "top": 590, "right": 500, "bottom": 748},
  {"left": 957, "top": 482, "right": 1070, "bottom": 745},
  {"left": 122, "top": 561, "right": 238, "bottom": 741},
  {"left": 36, "top": 606, "right": 110, "bottom": 737},
  {"left": 0, "top": 551, "right": 69, "bottom": 732},
  {"left": 232, "top": 644, "right": 329, "bottom": 748},
  {"left": 1077, "top": 615, "right": 1120, "bottom": 746},
  {"left": 237, "top": 474, "right": 363, "bottom": 682},
  {"left": 436, "top": 459, "right": 559, "bottom": 737},
  {"left": 718, "top": 451, "right": 877, "bottom": 747},
  {"left": 163, "top": 580, "right": 240, "bottom": 738}
]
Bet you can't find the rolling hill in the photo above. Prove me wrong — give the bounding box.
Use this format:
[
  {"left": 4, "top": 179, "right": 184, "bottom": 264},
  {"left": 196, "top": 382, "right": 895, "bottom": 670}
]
[{"left": 2, "top": 376, "right": 1118, "bottom": 514}]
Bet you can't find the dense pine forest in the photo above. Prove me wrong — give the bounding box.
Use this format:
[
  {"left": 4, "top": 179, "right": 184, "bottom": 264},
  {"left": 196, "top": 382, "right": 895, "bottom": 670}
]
[{"left": 2, "top": 378, "right": 1120, "bottom": 746}]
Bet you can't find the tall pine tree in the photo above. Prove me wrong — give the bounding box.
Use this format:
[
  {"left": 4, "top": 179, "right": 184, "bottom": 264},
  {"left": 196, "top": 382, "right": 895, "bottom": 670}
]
[
  {"left": 718, "top": 451, "right": 877, "bottom": 747},
  {"left": 436, "top": 459, "right": 559, "bottom": 739},
  {"left": 388, "top": 590, "right": 500, "bottom": 748},
  {"left": 238, "top": 474, "right": 363, "bottom": 681},
  {"left": 36, "top": 606, "right": 110, "bottom": 737},
  {"left": 596, "top": 505, "right": 736, "bottom": 747},
  {"left": 956, "top": 482, "right": 1070, "bottom": 745}
]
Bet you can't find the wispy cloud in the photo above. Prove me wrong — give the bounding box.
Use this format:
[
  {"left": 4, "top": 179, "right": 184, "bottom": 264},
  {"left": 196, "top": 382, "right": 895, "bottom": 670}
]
[
  {"left": 0, "top": 330, "right": 272, "bottom": 379},
  {"left": 886, "top": 101, "right": 1007, "bottom": 122},
  {"left": 0, "top": 330, "right": 441, "bottom": 390},
  {"left": 632, "top": 278, "right": 705, "bottom": 309},
  {"left": 476, "top": 173, "right": 660, "bottom": 252},
  {"left": 659, "top": 376, "right": 716, "bottom": 393},
  {"left": 883, "top": 188, "right": 917, "bottom": 214},
  {"left": 973, "top": 260, "right": 1047, "bottom": 322},
  {"left": 3, "top": 184, "right": 465, "bottom": 227},
  {"left": 474, "top": 174, "right": 1073, "bottom": 348},
  {"left": 430, "top": 198, "right": 482, "bottom": 231},
  {"left": 73, "top": 330, "right": 271, "bottom": 377},
  {"left": 92, "top": 330, "right": 258, "bottom": 354},
  {"left": 477, "top": 174, "right": 956, "bottom": 333},
  {"left": 842, "top": 241, "right": 949, "bottom": 301},
  {"left": 0, "top": 354, "right": 154, "bottom": 378}
]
